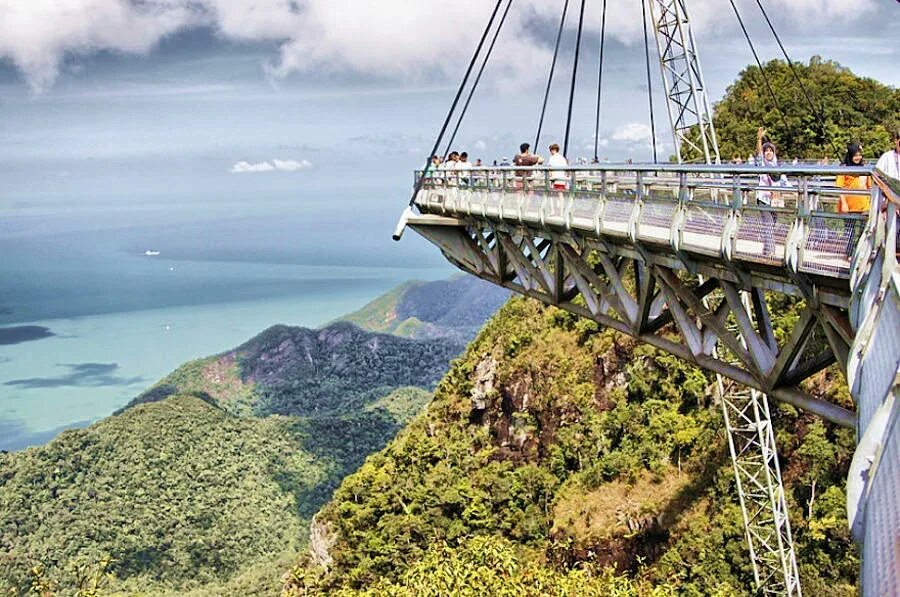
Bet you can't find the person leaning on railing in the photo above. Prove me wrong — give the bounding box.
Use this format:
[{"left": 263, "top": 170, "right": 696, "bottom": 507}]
[
  {"left": 836, "top": 142, "right": 872, "bottom": 256},
  {"left": 837, "top": 143, "right": 872, "bottom": 212},
  {"left": 514, "top": 143, "right": 543, "bottom": 190}
]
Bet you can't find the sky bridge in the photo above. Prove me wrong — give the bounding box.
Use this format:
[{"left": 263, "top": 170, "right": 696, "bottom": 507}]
[
  {"left": 396, "top": 164, "right": 900, "bottom": 595},
  {"left": 392, "top": 0, "right": 899, "bottom": 593}
]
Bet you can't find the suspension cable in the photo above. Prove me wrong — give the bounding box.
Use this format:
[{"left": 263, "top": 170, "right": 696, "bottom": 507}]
[
  {"left": 535, "top": 0, "right": 570, "bottom": 150},
  {"left": 641, "top": 0, "right": 658, "bottom": 163},
  {"left": 443, "top": 0, "right": 515, "bottom": 158},
  {"left": 593, "top": 0, "right": 608, "bottom": 162},
  {"left": 752, "top": 0, "right": 842, "bottom": 158},
  {"left": 564, "top": 0, "right": 587, "bottom": 158},
  {"left": 726, "top": 0, "right": 793, "bottom": 144},
  {"left": 406, "top": 0, "right": 505, "bottom": 206}
]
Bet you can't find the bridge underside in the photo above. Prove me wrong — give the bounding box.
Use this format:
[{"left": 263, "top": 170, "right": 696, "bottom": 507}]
[{"left": 409, "top": 206, "right": 855, "bottom": 428}]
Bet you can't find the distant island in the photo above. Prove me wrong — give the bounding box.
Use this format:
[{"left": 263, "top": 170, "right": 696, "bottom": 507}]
[{"left": 0, "top": 326, "right": 55, "bottom": 346}]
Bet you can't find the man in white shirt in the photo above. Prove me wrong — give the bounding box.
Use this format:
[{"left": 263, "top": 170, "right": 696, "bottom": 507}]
[
  {"left": 456, "top": 152, "right": 473, "bottom": 186},
  {"left": 875, "top": 129, "right": 900, "bottom": 180},
  {"left": 548, "top": 143, "right": 569, "bottom": 190}
]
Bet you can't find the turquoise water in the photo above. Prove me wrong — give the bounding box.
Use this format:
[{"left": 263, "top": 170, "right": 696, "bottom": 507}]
[{"left": 0, "top": 187, "right": 452, "bottom": 450}]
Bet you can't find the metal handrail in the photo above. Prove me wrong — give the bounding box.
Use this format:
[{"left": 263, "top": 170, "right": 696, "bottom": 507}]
[{"left": 418, "top": 163, "right": 876, "bottom": 176}]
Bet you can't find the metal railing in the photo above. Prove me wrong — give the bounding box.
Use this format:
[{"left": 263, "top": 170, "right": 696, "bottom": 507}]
[
  {"left": 416, "top": 164, "right": 874, "bottom": 280},
  {"left": 846, "top": 170, "right": 900, "bottom": 597}
]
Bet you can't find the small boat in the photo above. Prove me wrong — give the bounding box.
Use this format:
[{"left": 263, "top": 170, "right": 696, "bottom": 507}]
[{"left": 144, "top": 250, "right": 161, "bottom": 256}]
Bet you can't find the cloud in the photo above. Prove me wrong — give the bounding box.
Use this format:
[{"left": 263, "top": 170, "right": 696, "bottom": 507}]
[
  {"left": 272, "top": 158, "right": 311, "bottom": 171},
  {"left": 612, "top": 123, "right": 653, "bottom": 143},
  {"left": 0, "top": 1, "right": 880, "bottom": 92},
  {"left": 230, "top": 158, "right": 312, "bottom": 173},
  {"left": 230, "top": 160, "right": 275, "bottom": 174}
]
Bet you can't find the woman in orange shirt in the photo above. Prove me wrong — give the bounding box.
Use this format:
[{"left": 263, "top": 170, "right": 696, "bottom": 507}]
[{"left": 835, "top": 142, "right": 871, "bottom": 256}]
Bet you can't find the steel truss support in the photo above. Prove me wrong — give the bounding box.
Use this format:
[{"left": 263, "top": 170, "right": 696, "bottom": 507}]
[
  {"left": 647, "top": 0, "right": 721, "bottom": 164},
  {"left": 647, "top": 2, "right": 797, "bottom": 591},
  {"left": 411, "top": 215, "right": 834, "bottom": 593},
  {"left": 722, "top": 384, "right": 802, "bottom": 596},
  {"left": 410, "top": 217, "right": 854, "bottom": 430}
]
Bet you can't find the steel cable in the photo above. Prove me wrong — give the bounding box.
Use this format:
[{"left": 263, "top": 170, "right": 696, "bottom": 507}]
[
  {"left": 726, "top": 0, "right": 793, "bottom": 145},
  {"left": 642, "top": 0, "right": 659, "bottom": 163},
  {"left": 535, "top": 0, "right": 570, "bottom": 150},
  {"left": 564, "top": 0, "right": 588, "bottom": 158},
  {"left": 443, "top": 0, "right": 515, "bottom": 158},
  {"left": 406, "top": 0, "right": 505, "bottom": 206},
  {"left": 752, "top": 0, "right": 842, "bottom": 158},
  {"left": 593, "top": 0, "right": 608, "bottom": 162}
]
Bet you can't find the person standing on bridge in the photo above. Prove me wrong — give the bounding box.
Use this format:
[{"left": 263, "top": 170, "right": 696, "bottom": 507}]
[
  {"left": 876, "top": 129, "right": 900, "bottom": 180},
  {"left": 514, "top": 143, "right": 543, "bottom": 190},
  {"left": 548, "top": 144, "right": 569, "bottom": 191},
  {"left": 457, "top": 152, "right": 472, "bottom": 187},
  {"left": 836, "top": 142, "right": 872, "bottom": 256},
  {"left": 755, "top": 127, "right": 789, "bottom": 256}
]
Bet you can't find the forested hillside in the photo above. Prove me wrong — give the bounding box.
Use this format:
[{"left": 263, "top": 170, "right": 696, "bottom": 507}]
[
  {"left": 0, "top": 319, "right": 460, "bottom": 595},
  {"left": 694, "top": 57, "right": 900, "bottom": 161},
  {"left": 1, "top": 395, "right": 316, "bottom": 596},
  {"left": 335, "top": 276, "right": 510, "bottom": 342},
  {"left": 287, "top": 297, "right": 857, "bottom": 596}
]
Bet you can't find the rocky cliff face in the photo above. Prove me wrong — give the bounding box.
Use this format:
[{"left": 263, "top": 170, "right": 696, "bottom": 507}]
[{"left": 287, "top": 296, "right": 858, "bottom": 596}]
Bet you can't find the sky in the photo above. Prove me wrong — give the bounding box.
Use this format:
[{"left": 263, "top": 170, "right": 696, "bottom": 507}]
[{"left": 0, "top": 0, "right": 898, "bottom": 200}]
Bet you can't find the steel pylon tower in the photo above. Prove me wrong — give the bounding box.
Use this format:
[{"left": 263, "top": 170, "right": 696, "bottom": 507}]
[
  {"left": 647, "top": 0, "right": 721, "bottom": 164},
  {"left": 647, "top": 1, "right": 801, "bottom": 594}
]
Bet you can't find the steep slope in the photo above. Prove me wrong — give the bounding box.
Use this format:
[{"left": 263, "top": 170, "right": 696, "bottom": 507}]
[
  {"left": 335, "top": 276, "right": 510, "bottom": 342},
  {"left": 287, "top": 297, "right": 858, "bottom": 596},
  {"left": 1, "top": 317, "right": 465, "bottom": 595},
  {"left": 0, "top": 395, "right": 315, "bottom": 596}
]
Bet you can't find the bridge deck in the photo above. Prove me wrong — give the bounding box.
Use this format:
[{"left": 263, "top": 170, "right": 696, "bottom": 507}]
[
  {"left": 401, "top": 163, "right": 898, "bottom": 597},
  {"left": 416, "top": 165, "right": 870, "bottom": 289}
]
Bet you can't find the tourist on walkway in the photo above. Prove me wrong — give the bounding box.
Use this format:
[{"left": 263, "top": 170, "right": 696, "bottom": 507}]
[
  {"left": 457, "top": 152, "right": 472, "bottom": 186},
  {"left": 876, "top": 129, "right": 900, "bottom": 180},
  {"left": 755, "top": 127, "right": 788, "bottom": 256},
  {"left": 548, "top": 143, "right": 569, "bottom": 190},
  {"left": 836, "top": 142, "right": 872, "bottom": 256},
  {"left": 514, "top": 143, "right": 543, "bottom": 189},
  {"left": 441, "top": 151, "right": 460, "bottom": 186}
]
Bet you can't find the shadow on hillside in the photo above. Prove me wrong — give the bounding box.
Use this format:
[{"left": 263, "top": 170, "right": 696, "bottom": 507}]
[{"left": 273, "top": 408, "right": 405, "bottom": 519}]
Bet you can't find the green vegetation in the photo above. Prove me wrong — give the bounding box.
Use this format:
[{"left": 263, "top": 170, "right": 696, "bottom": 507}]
[
  {"left": 287, "top": 296, "right": 858, "bottom": 595},
  {"left": 300, "top": 536, "right": 688, "bottom": 597},
  {"left": 0, "top": 395, "right": 316, "bottom": 596},
  {"left": 335, "top": 276, "right": 509, "bottom": 342},
  {"left": 687, "top": 57, "right": 900, "bottom": 161},
  {"left": 334, "top": 282, "right": 427, "bottom": 338},
  {"left": 0, "top": 320, "right": 458, "bottom": 595}
]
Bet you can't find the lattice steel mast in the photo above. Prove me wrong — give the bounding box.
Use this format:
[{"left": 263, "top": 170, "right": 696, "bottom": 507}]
[
  {"left": 647, "top": 2, "right": 801, "bottom": 593},
  {"left": 647, "top": 0, "right": 720, "bottom": 164}
]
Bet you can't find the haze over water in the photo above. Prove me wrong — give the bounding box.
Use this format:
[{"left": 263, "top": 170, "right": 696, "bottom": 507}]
[{"left": 0, "top": 180, "right": 451, "bottom": 451}]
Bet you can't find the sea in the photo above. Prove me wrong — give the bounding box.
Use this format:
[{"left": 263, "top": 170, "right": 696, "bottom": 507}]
[{"left": 0, "top": 183, "right": 452, "bottom": 451}]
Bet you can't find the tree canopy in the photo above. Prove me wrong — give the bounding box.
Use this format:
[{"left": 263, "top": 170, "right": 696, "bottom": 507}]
[{"left": 687, "top": 57, "right": 900, "bottom": 162}]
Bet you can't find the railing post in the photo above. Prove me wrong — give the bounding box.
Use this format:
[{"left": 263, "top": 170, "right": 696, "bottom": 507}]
[
  {"left": 788, "top": 176, "right": 811, "bottom": 274},
  {"left": 629, "top": 171, "right": 643, "bottom": 243}
]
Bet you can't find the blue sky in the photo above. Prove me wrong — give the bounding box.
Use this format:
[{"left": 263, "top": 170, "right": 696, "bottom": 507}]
[{"left": 0, "top": 1, "right": 898, "bottom": 200}]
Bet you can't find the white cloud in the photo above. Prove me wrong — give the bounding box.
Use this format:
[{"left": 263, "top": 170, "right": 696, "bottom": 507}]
[
  {"left": 0, "top": 0, "right": 880, "bottom": 92},
  {"left": 612, "top": 123, "right": 653, "bottom": 143},
  {"left": 230, "top": 160, "right": 275, "bottom": 174},
  {"left": 230, "top": 158, "right": 313, "bottom": 173},
  {"left": 272, "top": 158, "right": 311, "bottom": 171}
]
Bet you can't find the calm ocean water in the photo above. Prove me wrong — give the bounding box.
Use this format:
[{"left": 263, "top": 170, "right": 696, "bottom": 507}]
[{"left": 0, "top": 187, "right": 451, "bottom": 451}]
